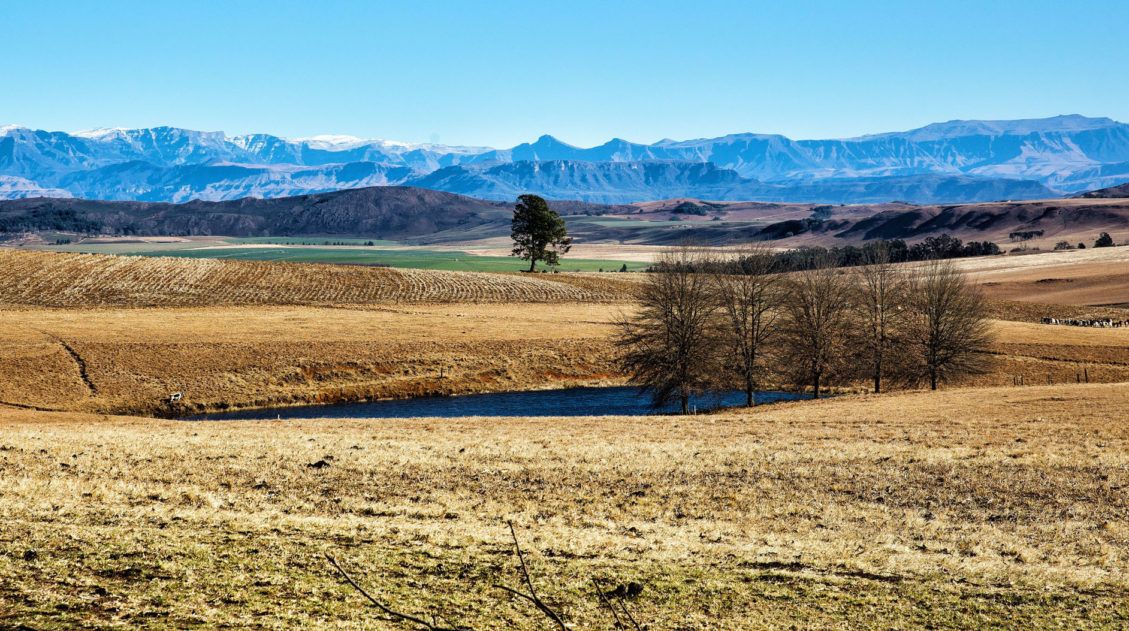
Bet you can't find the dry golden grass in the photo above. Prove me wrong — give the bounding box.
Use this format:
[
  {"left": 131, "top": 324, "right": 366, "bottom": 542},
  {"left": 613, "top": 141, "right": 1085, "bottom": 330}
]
[
  {"left": 1, "top": 248, "right": 1128, "bottom": 628},
  {"left": 0, "top": 291, "right": 1126, "bottom": 416},
  {"left": 0, "top": 300, "right": 1126, "bottom": 416},
  {"left": 1, "top": 383, "right": 1127, "bottom": 628},
  {"left": 0, "top": 304, "right": 625, "bottom": 415},
  {"left": 957, "top": 245, "right": 1129, "bottom": 307}
]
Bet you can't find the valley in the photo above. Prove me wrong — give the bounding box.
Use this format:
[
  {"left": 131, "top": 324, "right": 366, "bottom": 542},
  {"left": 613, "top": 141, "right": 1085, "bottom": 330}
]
[
  {"left": 7, "top": 3, "right": 1128, "bottom": 628},
  {"left": 1, "top": 248, "right": 1127, "bottom": 419},
  {"left": 2, "top": 241, "right": 1128, "bottom": 630},
  {"left": 3, "top": 184, "right": 1128, "bottom": 262}
]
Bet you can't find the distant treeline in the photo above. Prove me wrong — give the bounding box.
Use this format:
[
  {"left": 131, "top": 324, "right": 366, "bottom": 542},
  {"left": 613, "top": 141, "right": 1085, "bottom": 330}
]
[
  {"left": 650, "top": 235, "right": 1001, "bottom": 274},
  {"left": 0, "top": 208, "right": 105, "bottom": 234}
]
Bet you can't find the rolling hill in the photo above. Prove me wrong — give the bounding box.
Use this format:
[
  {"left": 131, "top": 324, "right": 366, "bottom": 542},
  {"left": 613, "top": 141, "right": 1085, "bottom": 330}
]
[
  {"left": 3, "top": 184, "right": 1127, "bottom": 249},
  {"left": 0, "top": 187, "right": 524, "bottom": 239},
  {"left": 1078, "top": 182, "right": 1129, "bottom": 198}
]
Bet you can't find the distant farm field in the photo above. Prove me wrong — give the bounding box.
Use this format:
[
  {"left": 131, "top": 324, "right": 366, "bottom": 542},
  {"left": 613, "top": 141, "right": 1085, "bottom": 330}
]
[
  {"left": 0, "top": 249, "right": 640, "bottom": 307},
  {"left": 28, "top": 237, "right": 650, "bottom": 272}
]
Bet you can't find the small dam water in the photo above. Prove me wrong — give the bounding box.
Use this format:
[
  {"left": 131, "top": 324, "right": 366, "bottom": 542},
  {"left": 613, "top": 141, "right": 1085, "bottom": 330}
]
[{"left": 187, "top": 386, "right": 805, "bottom": 421}]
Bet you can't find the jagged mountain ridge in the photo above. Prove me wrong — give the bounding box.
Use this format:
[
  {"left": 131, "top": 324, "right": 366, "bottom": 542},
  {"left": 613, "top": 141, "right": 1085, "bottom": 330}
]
[
  {"left": 411, "top": 161, "right": 1056, "bottom": 204},
  {"left": 2, "top": 115, "right": 1128, "bottom": 203}
]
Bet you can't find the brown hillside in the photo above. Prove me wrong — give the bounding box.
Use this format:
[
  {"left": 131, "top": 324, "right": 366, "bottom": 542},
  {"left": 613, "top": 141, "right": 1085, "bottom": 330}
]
[
  {"left": 830, "top": 198, "right": 1129, "bottom": 246},
  {"left": 1077, "top": 181, "right": 1129, "bottom": 198}
]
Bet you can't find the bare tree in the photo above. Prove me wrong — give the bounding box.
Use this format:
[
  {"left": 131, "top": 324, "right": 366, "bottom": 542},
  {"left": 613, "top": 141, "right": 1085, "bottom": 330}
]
[
  {"left": 617, "top": 247, "right": 721, "bottom": 414},
  {"left": 905, "top": 259, "right": 993, "bottom": 390},
  {"left": 777, "top": 258, "right": 855, "bottom": 399},
  {"left": 710, "top": 245, "right": 781, "bottom": 406},
  {"left": 850, "top": 243, "right": 909, "bottom": 393}
]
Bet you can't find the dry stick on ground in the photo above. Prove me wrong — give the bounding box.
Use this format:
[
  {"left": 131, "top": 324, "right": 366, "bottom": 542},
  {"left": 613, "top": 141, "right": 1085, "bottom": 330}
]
[
  {"left": 592, "top": 577, "right": 644, "bottom": 631},
  {"left": 617, "top": 596, "right": 643, "bottom": 631},
  {"left": 592, "top": 578, "right": 625, "bottom": 628},
  {"left": 324, "top": 553, "right": 470, "bottom": 631},
  {"left": 493, "top": 521, "right": 568, "bottom": 630}
]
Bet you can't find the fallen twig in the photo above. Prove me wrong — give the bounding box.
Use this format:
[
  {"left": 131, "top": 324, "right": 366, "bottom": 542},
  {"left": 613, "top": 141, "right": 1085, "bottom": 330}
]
[
  {"left": 592, "top": 578, "right": 624, "bottom": 628},
  {"left": 616, "top": 594, "right": 643, "bottom": 631},
  {"left": 325, "top": 553, "right": 468, "bottom": 631},
  {"left": 492, "top": 521, "right": 567, "bottom": 630}
]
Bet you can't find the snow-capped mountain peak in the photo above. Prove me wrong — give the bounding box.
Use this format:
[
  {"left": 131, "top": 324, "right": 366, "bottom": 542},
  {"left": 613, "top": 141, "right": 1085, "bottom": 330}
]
[
  {"left": 72, "top": 127, "right": 132, "bottom": 140},
  {"left": 292, "top": 134, "right": 379, "bottom": 150}
]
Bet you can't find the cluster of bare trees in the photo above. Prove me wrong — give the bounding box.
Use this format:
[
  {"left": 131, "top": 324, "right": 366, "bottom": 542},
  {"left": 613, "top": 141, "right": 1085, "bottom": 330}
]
[{"left": 617, "top": 245, "right": 993, "bottom": 412}]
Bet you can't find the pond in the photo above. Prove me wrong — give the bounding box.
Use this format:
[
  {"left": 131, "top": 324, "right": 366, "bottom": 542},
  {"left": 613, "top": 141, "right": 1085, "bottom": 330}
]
[{"left": 187, "top": 386, "right": 806, "bottom": 420}]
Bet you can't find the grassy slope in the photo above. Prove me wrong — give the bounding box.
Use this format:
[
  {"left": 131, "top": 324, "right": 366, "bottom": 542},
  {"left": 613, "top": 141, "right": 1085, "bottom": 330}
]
[
  {"left": 0, "top": 304, "right": 1126, "bottom": 417},
  {"left": 1, "top": 383, "right": 1126, "bottom": 628},
  {"left": 0, "top": 304, "right": 625, "bottom": 415}
]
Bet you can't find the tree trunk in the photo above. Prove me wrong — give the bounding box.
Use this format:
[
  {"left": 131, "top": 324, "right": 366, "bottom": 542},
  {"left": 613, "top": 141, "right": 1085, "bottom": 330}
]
[
  {"left": 929, "top": 368, "right": 938, "bottom": 391},
  {"left": 812, "top": 374, "right": 820, "bottom": 400},
  {"left": 745, "top": 374, "right": 755, "bottom": 407},
  {"left": 528, "top": 259, "right": 537, "bottom": 273},
  {"left": 873, "top": 356, "right": 882, "bottom": 394},
  {"left": 680, "top": 394, "right": 689, "bottom": 415}
]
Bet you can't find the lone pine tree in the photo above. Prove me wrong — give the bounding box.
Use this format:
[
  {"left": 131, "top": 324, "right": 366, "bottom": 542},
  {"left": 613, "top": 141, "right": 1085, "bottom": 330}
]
[{"left": 511, "top": 194, "right": 572, "bottom": 272}]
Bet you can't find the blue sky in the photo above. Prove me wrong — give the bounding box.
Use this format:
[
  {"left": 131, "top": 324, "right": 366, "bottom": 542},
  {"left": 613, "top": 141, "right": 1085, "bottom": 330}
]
[{"left": 2, "top": 0, "right": 1126, "bottom": 147}]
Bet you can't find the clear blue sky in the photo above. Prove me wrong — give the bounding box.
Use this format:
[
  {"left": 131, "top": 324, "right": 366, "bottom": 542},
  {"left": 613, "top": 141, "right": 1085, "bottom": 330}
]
[{"left": 2, "top": 0, "right": 1126, "bottom": 147}]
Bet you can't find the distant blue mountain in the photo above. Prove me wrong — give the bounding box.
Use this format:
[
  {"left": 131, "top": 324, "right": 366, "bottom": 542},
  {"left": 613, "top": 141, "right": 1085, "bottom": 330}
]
[
  {"left": 408, "top": 161, "right": 1056, "bottom": 204},
  {"left": 1, "top": 115, "right": 1126, "bottom": 203}
]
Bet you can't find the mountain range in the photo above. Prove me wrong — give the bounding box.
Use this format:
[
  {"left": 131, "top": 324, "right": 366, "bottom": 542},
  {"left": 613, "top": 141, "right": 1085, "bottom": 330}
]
[{"left": 2, "top": 115, "right": 1128, "bottom": 204}]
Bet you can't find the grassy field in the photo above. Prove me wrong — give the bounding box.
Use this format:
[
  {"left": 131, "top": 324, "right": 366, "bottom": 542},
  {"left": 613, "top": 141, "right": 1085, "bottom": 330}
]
[
  {"left": 0, "top": 250, "right": 639, "bottom": 307},
  {"left": 957, "top": 245, "right": 1129, "bottom": 307},
  {"left": 1, "top": 247, "right": 1128, "bottom": 628},
  {"left": 1, "top": 383, "right": 1126, "bottom": 628},
  {"left": 0, "top": 304, "right": 625, "bottom": 415},
  {"left": 137, "top": 247, "right": 647, "bottom": 272}
]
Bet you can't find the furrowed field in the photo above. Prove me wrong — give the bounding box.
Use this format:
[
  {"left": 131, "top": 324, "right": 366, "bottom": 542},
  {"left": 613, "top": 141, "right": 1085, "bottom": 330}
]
[{"left": 1, "top": 247, "right": 1128, "bottom": 629}]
